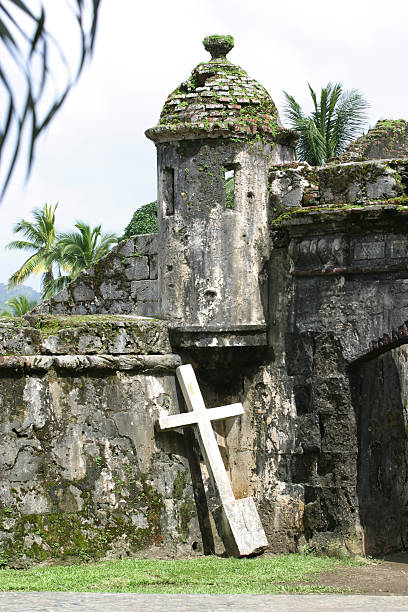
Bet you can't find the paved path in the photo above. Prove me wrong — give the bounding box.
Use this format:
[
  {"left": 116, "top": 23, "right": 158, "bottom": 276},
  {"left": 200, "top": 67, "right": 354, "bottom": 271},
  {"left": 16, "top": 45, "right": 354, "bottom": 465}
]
[{"left": 0, "top": 593, "right": 407, "bottom": 611}]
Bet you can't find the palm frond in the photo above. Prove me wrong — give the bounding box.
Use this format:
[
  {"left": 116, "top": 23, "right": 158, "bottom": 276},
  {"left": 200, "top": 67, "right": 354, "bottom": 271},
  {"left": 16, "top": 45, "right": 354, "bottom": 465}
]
[
  {"left": 332, "top": 89, "right": 369, "bottom": 155},
  {"left": 282, "top": 82, "right": 369, "bottom": 164},
  {"left": 0, "top": 2, "right": 101, "bottom": 200},
  {"left": 301, "top": 118, "right": 326, "bottom": 166},
  {"left": 4, "top": 294, "right": 37, "bottom": 316},
  {"left": 5, "top": 239, "right": 39, "bottom": 252},
  {"left": 283, "top": 91, "right": 305, "bottom": 126},
  {"left": 307, "top": 83, "right": 319, "bottom": 118},
  {"left": 7, "top": 201, "right": 61, "bottom": 289},
  {"left": 42, "top": 275, "right": 71, "bottom": 301},
  {"left": 325, "top": 83, "right": 342, "bottom": 129},
  {"left": 56, "top": 221, "right": 118, "bottom": 278},
  {"left": 7, "top": 249, "right": 45, "bottom": 287}
]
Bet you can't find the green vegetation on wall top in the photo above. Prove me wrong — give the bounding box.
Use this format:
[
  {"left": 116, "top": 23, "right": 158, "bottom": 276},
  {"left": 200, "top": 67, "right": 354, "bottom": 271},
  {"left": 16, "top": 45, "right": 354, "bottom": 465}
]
[{"left": 123, "top": 201, "right": 158, "bottom": 239}]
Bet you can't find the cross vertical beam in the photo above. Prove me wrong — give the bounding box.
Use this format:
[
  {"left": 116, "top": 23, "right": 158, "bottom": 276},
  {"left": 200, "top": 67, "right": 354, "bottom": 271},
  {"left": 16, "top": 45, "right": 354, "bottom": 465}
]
[
  {"left": 158, "top": 364, "right": 268, "bottom": 557},
  {"left": 176, "top": 364, "right": 236, "bottom": 505}
]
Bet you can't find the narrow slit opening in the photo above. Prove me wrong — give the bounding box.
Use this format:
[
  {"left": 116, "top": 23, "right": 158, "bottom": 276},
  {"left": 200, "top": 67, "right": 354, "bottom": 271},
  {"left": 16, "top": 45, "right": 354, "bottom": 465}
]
[
  {"left": 224, "top": 167, "right": 235, "bottom": 210},
  {"left": 163, "top": 167, "right": 175, "bottom": 215}
]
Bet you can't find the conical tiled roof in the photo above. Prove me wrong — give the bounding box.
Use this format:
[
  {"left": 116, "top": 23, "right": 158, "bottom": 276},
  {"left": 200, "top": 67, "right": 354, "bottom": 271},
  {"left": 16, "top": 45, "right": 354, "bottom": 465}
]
[{"left": 146, "top": 35, "right": 295, "bottom": 144}]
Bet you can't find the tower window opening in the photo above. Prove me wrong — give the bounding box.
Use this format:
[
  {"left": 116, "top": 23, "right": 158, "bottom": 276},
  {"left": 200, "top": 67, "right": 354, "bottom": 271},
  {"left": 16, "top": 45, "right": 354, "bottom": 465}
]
[
  {"left": 163, "top": 167, "right": 175, "bottom": 216},
  {"left": 224, "top": 166, "right": 235, "bottom": 210}
]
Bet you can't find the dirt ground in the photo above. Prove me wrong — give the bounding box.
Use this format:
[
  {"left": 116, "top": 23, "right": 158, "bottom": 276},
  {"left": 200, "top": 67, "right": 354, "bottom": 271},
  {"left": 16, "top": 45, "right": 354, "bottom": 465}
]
[{"left": 308, "top": 552, "right": 408, "bottom": 595}]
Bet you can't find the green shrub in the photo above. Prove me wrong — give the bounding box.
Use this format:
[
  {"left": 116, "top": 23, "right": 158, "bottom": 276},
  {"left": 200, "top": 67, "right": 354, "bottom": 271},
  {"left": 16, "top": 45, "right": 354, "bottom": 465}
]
[{"left": 123, "top": 201, "right": 158, "bottom": 238}]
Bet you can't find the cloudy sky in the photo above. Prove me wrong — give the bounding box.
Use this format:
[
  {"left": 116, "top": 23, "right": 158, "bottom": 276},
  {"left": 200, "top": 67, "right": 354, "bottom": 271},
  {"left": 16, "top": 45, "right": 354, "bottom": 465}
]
[{"left": 1, "top": 0, "right": 407, "bottom": 291}]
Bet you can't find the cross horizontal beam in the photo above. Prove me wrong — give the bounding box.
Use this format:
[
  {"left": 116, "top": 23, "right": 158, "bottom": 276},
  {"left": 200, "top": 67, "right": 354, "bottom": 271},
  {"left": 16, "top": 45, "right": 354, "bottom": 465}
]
[{"left": 158, "top": 402, "right": 244, "bottom": 431}]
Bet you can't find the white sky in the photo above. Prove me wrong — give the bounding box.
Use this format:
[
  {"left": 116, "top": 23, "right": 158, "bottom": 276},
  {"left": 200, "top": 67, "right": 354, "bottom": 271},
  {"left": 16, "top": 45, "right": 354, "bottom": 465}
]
[{"left": 1, "top": 0, "right": 407, "bottom": 291}]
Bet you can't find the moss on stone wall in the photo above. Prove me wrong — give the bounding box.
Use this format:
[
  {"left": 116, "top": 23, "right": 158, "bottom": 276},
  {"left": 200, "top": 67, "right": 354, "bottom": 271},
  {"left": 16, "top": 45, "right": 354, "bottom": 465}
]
[
  {"left": 0, "top": 313, "right": 171, "bottom": 356},
  {"left": 271, "top": 201, "right": 408, "bottom": 227},
  {"left": 341, "top": 119, "right": 408, "bottom": 162},
  {"left": 0, "top": 484, "right": 164, "bottom": 567}
]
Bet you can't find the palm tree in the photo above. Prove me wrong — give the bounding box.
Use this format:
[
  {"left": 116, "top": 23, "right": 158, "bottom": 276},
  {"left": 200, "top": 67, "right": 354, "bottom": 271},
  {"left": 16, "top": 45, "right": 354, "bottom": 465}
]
[
  {"left": 1, "top": 295, "right": 38, "bottom": 317},
  {"left": 0, "top": 1, "right": 101, "bottom": 199},
  {"left": 283, "top": 83, "right": 369, "bottom": 166},
  {"left": 6, "top": 203, "right": 60, "bottom": 292},
  {"left": 43, "top": 222, "right": 118, "bottom": 298}
]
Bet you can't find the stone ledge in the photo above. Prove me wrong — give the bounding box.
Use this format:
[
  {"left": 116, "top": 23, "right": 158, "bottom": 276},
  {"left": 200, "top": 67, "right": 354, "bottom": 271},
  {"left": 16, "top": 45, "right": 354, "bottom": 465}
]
[
  {"left": 0, "top": 314, "right": 172, "bottom": 356},
  {"left": 145, "top": 123, "right": 295, "bottom": 145},
  {"left": 292, "top": 265, "right": 408, "bottom": 277},
  {"left": 273, "top": 204, "right": 408, "bottom": 240},
  {"left": 269, "top": 159, "right": 408, "bottom": 211},
  {"left": 169, "top": 324, "right": 267, "bottom": 347},
  {"left": 0, "top": 354, "right": 181, "bottom": 373}
]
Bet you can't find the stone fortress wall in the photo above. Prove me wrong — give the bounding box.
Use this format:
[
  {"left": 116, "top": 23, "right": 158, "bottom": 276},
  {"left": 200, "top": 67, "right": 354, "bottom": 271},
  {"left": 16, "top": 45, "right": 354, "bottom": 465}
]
[
  {"left": 35, "top": 234, "right": 159, "bottom": 317},
  {"left": 0, "top": 35, "right": 407, "bottom": 566},
  {"left": 0, "top": 316, "right": 205, "bottom": 564}
]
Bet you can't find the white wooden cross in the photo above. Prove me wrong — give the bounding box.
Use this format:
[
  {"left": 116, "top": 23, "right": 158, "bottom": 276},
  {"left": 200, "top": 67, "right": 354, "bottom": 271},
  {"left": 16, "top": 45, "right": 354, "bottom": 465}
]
[{"left": 158, "top": 364, "right": 268, "bottom": 557}]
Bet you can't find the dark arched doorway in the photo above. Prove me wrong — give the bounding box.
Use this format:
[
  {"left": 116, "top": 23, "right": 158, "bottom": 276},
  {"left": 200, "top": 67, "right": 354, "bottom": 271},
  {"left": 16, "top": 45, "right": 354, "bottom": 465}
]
[{"left": 350, "top": 346, "right": 408, "bottom": 556}]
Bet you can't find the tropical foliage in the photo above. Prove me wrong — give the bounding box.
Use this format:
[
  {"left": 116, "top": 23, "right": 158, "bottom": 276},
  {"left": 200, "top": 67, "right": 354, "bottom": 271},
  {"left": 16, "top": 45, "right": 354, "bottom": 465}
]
[
  {"left": 6, "top": 203, "right": 118, "bottom": 300},
  {"left": 283, "top": 83, "right": 369, "bottom": 165},
  {"left": 6, "top": 203, "right": 59, "bottom": 291},
  {"left": 1, "top": 295, "right": 38, "bottom": 317},
  {"left": 0, "top": 0, "right": 101, "bottom": 199},
  {"left": 43, "top": 222, "right": 118, "bottom": 298},
  {"left": 123, "top": 201, "right": 158, "bottom": 239},
  {"left": 0, "top": 283, "right": 40, "bottom": 310}
]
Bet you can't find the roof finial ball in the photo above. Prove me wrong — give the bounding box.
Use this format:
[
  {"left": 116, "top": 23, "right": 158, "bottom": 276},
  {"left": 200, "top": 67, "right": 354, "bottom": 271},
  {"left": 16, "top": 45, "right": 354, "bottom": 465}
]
[{"left": 203, "top": 34, "right": 234, "bottom": 60}]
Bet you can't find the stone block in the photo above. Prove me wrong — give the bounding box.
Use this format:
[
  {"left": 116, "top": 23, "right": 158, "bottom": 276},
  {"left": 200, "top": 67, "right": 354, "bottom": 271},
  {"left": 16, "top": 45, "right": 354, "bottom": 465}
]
[
  {"left": 125, "top": 257, "right": 149, "bottom": 280},
  {"left": 118, "top": 238, "right": 135, "bottom": 257},
  {"left": 390, "top": 240, "right": 408, "bottom": 259},
  {"left": 72, "top": 281, "right": 95, "bottom": 302},
  {"left": 269, "top": 168, "right": 307, "bottom": 209},
  {"left": 296, "top": 414, "right": 321, "bottom": 452},
  {"left": 71, "top": 304, "right": 91, "bottom": 315},
  {"left": 52, "top": 288, "right": 70, "bottom": 303},
  {"left": 317, "top": 160, "right": 403, "bottom": 205},
  {"left": 102, "top": 300, "right": 133, "bottom": 315},
  {"left": 99, "top": 280, "right": 127, "bottom": 300},
  {"left": 98, "top": 256, "right": 125, "bottom": 279},
  {"left": 134, "top": 234, "right": 158, "bottom": 256},
  {"left": 135, "top": 300, "right": 159, "bottom": 318},
  {"left": 149, "top": 254, "right": 158, "bottom": 279},
  {"left": 353, "top": 241, "right": 385, "bottom": 260},
  {"left": 49, "top": 303, "right": 70, "bottom": 315},
  {"left": 320, "top": 415, "right": 357, "bottom": 454},
  {"left": 33, "top": 302, "right": 50, "bottom": 314},
  {"left": 366, "top": 172, "right": 400, "bottom": 200},
  {"left": 77, "top": 334, "right": 103, "bottom": 353},
  {"left": 7, "top": 449, "right": 42, "bottom": 482},
  {"left": 131, "top": 280, "right": 158, "bottom": 302}
]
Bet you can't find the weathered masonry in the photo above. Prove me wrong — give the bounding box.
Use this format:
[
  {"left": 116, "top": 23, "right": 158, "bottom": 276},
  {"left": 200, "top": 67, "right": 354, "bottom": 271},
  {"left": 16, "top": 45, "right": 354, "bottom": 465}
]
[
  {"left": 0, "top": 34, "right": 407, "bottom": 566},
  {"left": 145, "top": 34, "right": 296, "bottom": 332}
]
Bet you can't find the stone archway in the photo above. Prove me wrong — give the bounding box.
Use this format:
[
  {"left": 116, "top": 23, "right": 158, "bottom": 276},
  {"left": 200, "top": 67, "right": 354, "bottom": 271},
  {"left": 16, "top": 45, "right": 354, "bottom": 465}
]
[{"left": 349, "top": 345, "right": 408, "bottom": 556}]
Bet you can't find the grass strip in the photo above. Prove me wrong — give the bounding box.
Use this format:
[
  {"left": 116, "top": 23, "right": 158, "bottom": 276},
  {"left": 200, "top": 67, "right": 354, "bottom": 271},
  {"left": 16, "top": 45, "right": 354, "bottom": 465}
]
[{"left": 0, "top": 554, "right": 360, "bottom": 594}]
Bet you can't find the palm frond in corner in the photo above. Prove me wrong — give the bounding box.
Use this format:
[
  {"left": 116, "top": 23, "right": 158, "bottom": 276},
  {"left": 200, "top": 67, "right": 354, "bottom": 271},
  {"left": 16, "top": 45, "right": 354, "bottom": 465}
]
[{"left": 0, "top": 0, "right": 101, "bottom": 200}]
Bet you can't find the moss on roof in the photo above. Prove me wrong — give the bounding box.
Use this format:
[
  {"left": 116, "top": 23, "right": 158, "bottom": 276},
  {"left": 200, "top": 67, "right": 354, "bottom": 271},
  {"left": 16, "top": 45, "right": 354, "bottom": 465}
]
[{"left": 146, "top": 35, "right": 295, "bottom": 144}]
